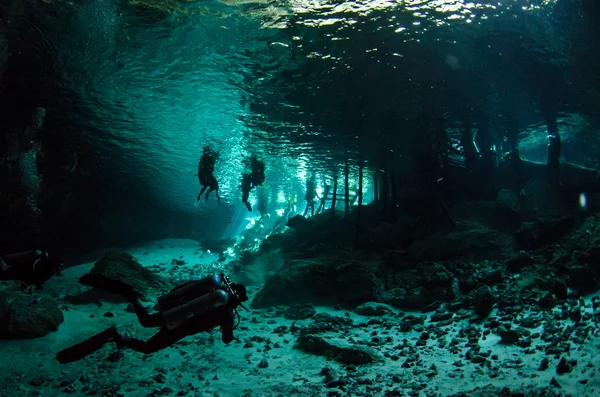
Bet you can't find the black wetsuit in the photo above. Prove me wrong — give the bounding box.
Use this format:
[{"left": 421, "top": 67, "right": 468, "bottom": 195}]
[
  {"left": 197, "top": 147, "right": 220, "bottom": 203},
  {"left": 250, "top": 156, "right": 265, "bottom": 188},
  {"left": 0, "top": 250, "right": 60, "bottom": 290},
  {"left": 116, "top": 296, "right": 235, "bottom": 354},
  {"left": 241, "top": 173, "right": 253, "bottom": 211},
  {"left": 56, "top": 287, "right": 238, "bottom": 363}
]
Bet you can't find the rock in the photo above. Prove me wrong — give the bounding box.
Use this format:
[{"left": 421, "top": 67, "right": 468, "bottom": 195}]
[
  {"left": 516, "top": 216, "right": 574, "bottom": 250},
  {"left": 505, "top": 253, "right": 536, "bottom": 273},
  {"left": 550, "top": 377, "right": 561, "bottom": 388},
  {"left": 171, "top": 259, "right": 185, "bottom": 266},
  {"left": 519, "top": 317, "right": 540, "bottom": 329},
  {"left": 568, "top": 266, "right": 598, "bottom": 294},
  {"left": 407, "top": 225, "right": 514, "bottom": 262},
  {"left": 569, "top": 307, "right": 582, "bottom": 322},
  {"left": 538, "top": 292, "right": 556, "bottom": 309},
  {"left": 379, "top": 262, "right": 460, "bottom": 310},
  {"left": 0, "top": 282, "right": 64, "bottom": 338},
  {"left": 301, "top": 313, "right": 354, "bottom": 334},
  {"left": 430, "top": 311, "right": 453, "bottom": 322},
  {"left": 497, "top": 326, "right": 519, "bottom": 345},
  {"left": 354, "top": 302, "right": 393, "bottom": 316},
  {"left": 284, "top": 304, "right": 316, "bottom": 320},
  {"left": 399, "top": 315, "right": 426, "bottom": 332},
  {"left": 251, "top": 256, "right": 382, "bottom": 308},
  {"left": 367, "top": 223, "right": 413, "bottom": 252},
  {"left": 496, "top": 189, "right": 521, "bottom": 216},
  {"left": 258, "top": 359, "right": 269, "bottom": 368},
  {"left": 551, "top": 279, "right": 568, "bottom": 300},
  {"left": 375, "top": 288, "right": 407, "bottom": 307},
  {"left": 296, "top": 335, "right": 382, "bottom": 365},
  {"left": 473, "top": 286, "right": 496, "bottom": 318},
  {"left": 82, "top": 253, "right": 173, "bottom": 301},
  {"left": 556, "top": 357, "right": 577, "bottom": 375},
  {"left": 286, "top": 215, "right": 311, "bottom": 232}
]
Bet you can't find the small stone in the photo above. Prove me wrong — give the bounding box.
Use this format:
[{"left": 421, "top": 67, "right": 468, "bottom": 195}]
[
  {"left": 497, "top": 327, "right": 519, "bottom": 345},
  {"left": 171, "top": 259, "right": 186, "bottom": 266},
  {"left": 556, "top": 357, "right": 577, "bottom": 375},
  {"left": 153, "top": 374, "right": 166, "bottom": 383},
  {"left": 550, "top": 377, "right": 561, "bottom": 388},
  {"left": 258, "top": 359, "right": 269, "bottom": 368}
]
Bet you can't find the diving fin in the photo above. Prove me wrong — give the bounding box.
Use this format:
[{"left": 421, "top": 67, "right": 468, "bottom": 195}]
[
  {"left": 79, "top": 273, "right": 135, "bottom": 297},
  {"left": 56, "top": 326, "right": 118, "bottom": 364}
]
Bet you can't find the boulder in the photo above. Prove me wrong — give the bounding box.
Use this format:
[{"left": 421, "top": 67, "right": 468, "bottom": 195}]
[
  {"left": 354, "top": 302, "right": 393, "bottom": 316},
  {"left": 286, "top": 215, "right": 311, "bottom": 233},
  {"left": 516, "top": 216, "right": 574, "bottom": 249},
  {"left": 496, "top": 189, "right": 521, "bottom": 216},
  {"left": 252, "top": 256, "right": 382, "bottom": 308},
  {"left": 365, "top": 222, "right": 413, "bottom": 251},
  {"left": 300, "top": 313, "right": 354, "bottom": 334},
  {"left": 284, "top": 304, "right": 316, "bottom": 320},
  {"left": 84, "top": 252, "right": 172, "bottom": 301},
  {"left": 568, "top": 265, "right": 598, "bottom": 294},
  {"left": 296, "top": 334, "right": 382, "bottom": 365},
  {"left": 375, "top": 288, "right": 407, "bottom": 307},
  {"left": 377, "top": 262, "right": 459, "bottom": 310},
  {"left": 0, "top": 281, "right": 63, "bottom": 338},
  {"left": 506, "top": 253, "right": 536, "bottom": 273},
  {"left": 473, "top": 285, "right": 496, "bottom": 319},
  {"left": 407, "top": 225, "right": 514, "bottom": 262}
]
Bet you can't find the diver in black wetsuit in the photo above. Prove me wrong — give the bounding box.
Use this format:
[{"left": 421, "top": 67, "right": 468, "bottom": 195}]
[
  {"left": 0, "top": 249, "right": 63, "bottom": 292},
  {"left": 238, "top": 155, "right": 266, "bottom": 212},
  {"left": 315, "top": 182, "right": 331, "bottom": 215},
  {"left": 256, "top": 188, "right": 268, "bottom": 221},
  {"left": 240, "top": 173, "right": 253, "bottom": 211},
  {"left": 197, "top": 146, "right": 220, "bottom": 204},
  {"left": 56, "top": 273, "right": 248, "bottom": 363},
  {"left": 303, "top": 175, "right": 318, "bottom": 216},
  {"left": 540, "top": 84, "right": 561, "bottom": 173},
  {"left": 249, "top": 155, "right": 265, "bottom": 188},
  {"left": 458, "top": 110, "right": 479, "bottom": 173}
]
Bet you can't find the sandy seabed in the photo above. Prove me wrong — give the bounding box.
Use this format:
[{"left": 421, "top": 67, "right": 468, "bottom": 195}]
[{"left": 1, "top": 239, "right": 599, "bottom": 397}]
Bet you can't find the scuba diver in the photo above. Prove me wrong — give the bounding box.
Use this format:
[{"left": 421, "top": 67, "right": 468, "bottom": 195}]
[
  {"left": 198, "top": 174, "right": 220, "bottom": 204},
  {"left": 458, "top": 110, "right": 479, "bottom": 173},
  {"left": 56, "top": 273, "right": 248, "bottom": 364},
  {"left": 540, "top": 84, "right": 562, "bottom": 174},
  {"left": 256, "top": 188, "right": 268, "bottom": 221},
  {"left": 240, "top": 173, "right": 253, "bottom": 212},
  {"left": 0, "top": 249, "right": 63, "bottom": 293},
  {"left": 249, "top": 155, "right": 265, "bottom": 188},
  {"left": 303, "top": 175, "right": 318, "bottom": 217},
  {"left": 414, "top": 114, "right": 457, "bottom": 227},
  {"left": 501, "top": 106, "right": 524, "bottom": 194},
  {"left": 315, "top": 181, "right": 331, "bottom": 215},
  {"left": 197, "top": 146, "right": 220, "bottom": 204},
  {"left": 238, "top": 154, "right": 265, "bottom": 212}
]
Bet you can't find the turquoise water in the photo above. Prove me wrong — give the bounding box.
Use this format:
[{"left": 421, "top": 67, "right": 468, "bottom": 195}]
[{"left": 1, "top": 0, "right": 598, "bottom": 249}]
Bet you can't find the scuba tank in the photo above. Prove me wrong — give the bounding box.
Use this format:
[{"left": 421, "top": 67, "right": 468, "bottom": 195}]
[
  {"left": 157, "top": 274, "right": 227, "bottom": 330},
  {"left": 161, "top": 289, "right": 229, "bottom": 330},
  {"left": 157, "top": 274, "right": 221, "bottom": 313},
  {"left": 157, "top": 273, "right": 247, "bottom": 331}
]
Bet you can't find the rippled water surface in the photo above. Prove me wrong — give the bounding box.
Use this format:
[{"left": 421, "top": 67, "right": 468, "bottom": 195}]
[{"left": 3, "top": 0, "right": 599, "bottom": 216}]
